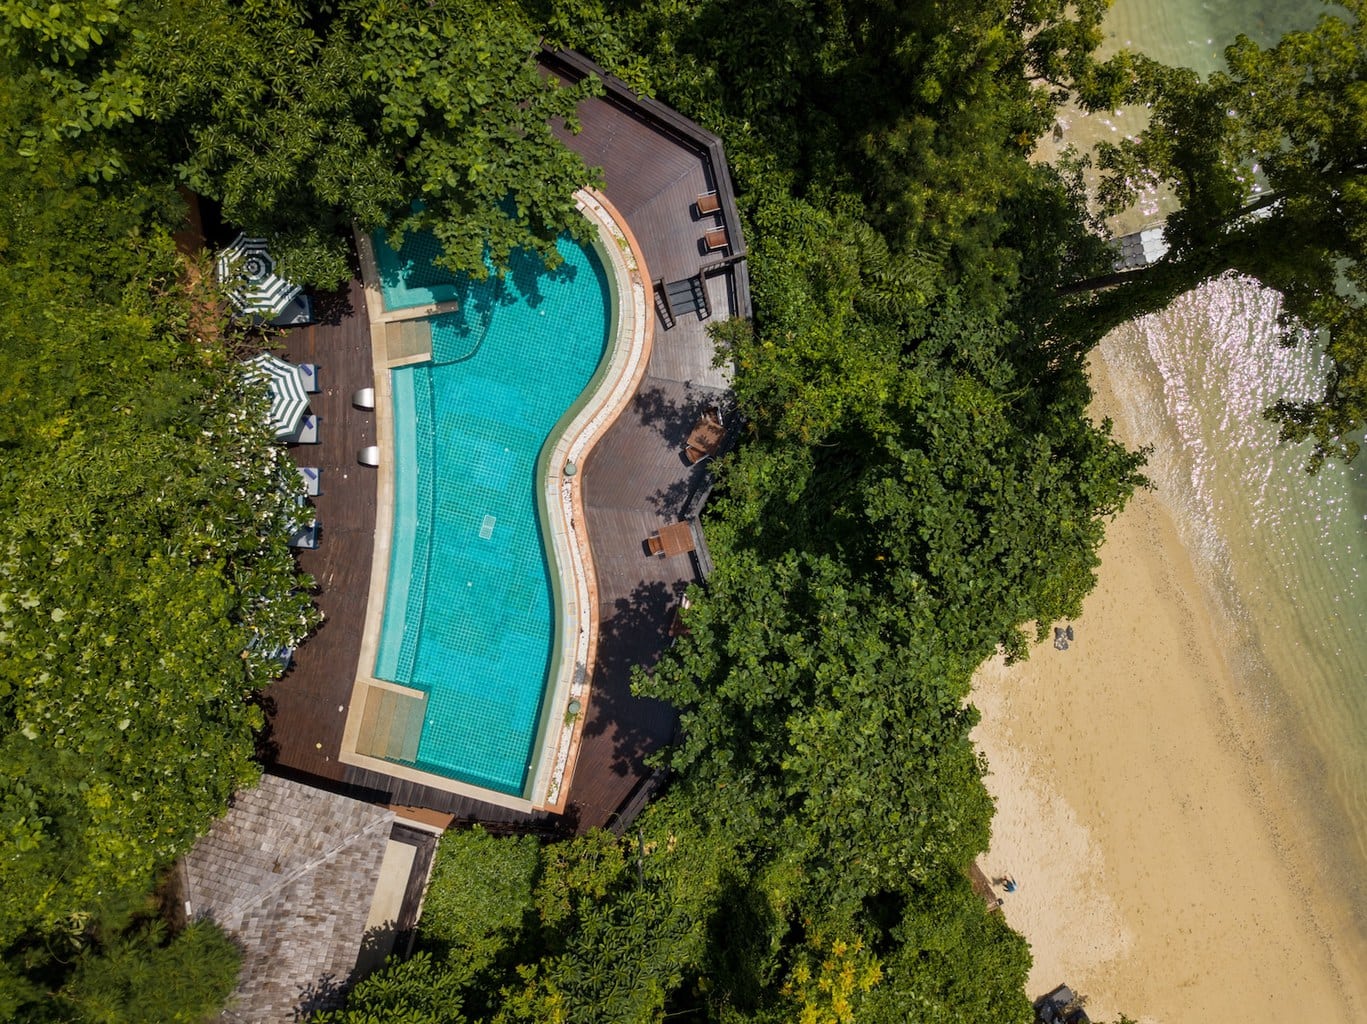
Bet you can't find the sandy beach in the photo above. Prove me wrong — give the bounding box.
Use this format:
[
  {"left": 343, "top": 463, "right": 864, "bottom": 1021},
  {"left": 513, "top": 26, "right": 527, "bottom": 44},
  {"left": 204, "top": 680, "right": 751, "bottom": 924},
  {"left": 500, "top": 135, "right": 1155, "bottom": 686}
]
[{"left": 971, "top": 365, "right": 1367, "bottom": 1024}]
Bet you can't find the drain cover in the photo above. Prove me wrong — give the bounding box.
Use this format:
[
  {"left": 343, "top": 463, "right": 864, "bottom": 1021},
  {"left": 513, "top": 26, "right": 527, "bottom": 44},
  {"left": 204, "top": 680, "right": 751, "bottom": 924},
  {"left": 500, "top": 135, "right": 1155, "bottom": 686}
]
[{"left": 479, "top": 514, "right": 496, "bottom": 539}]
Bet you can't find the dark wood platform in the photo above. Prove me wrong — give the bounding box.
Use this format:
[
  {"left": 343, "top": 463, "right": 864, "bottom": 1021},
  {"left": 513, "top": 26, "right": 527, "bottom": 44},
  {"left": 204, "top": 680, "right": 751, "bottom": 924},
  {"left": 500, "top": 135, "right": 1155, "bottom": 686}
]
[
  {"left": 263, "top": 50, "right": 750, "bottom": 833},
  {"left": 263, "top": 271, "right": 376, "bottom": 785}
]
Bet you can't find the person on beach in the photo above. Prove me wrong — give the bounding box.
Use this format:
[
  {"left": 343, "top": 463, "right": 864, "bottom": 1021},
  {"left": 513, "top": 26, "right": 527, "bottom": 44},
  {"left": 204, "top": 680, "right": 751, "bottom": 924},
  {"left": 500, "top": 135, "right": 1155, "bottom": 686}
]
[{"left": 1003, "top": 876, "right": 1017, "bottom": 893}]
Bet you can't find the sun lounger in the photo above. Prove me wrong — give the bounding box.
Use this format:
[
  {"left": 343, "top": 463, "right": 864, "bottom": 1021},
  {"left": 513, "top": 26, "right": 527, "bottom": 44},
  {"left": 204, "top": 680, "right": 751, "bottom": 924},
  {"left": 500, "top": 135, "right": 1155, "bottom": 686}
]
[
  {"left": 245, "top": 635, "right": 294, "bottom": 670},
  {"left": 654, "top": 279, "right": 676, "bottom": 331},
  {"left": 298, "top": 363, "right": 320, "bottom": 393},
  {"left": 288, "top": 521, "right": 319, "bottom": 549},
  {"left": 358, "top": 445, "right": 380, "bottom": 467},
  {"left": 291, "top": 414, "right": 320, "bottom": 444},
  {"left": 297, "top": 466, "right": 321, "bottom": 496},
  {"left": 647, "top": 522, "right": 695, "bottom": 558},
  {"left": 352, "top": 386, "right": 375, "bottom": 410},
  {"left": 665, "top": 274, "right": 711, "bottom": 321},
  {"left": 269, "top": 293, "right": 314, "bottom": 327}
]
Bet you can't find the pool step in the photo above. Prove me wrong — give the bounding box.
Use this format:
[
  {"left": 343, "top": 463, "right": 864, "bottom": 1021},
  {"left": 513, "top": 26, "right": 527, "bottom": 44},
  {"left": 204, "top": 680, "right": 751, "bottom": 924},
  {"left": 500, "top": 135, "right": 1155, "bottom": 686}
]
[
  {"left": 386, "top": 319, "right": 433, "bottom": 362},
  {"left": 356, "top": 684, "right": 427, "bottom": 763}
]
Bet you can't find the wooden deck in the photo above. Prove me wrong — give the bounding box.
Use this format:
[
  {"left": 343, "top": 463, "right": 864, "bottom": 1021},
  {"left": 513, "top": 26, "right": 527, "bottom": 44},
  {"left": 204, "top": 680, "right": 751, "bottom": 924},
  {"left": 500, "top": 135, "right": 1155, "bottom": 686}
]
[
  {"left": 549, "top": 50, "right": 750, "bottom": 830},
  {"left": 263, "top": 50, "right": 750, "bottom": 833},
  {"left": 263, "top": 269, "right": 377, "bottom": 784}
]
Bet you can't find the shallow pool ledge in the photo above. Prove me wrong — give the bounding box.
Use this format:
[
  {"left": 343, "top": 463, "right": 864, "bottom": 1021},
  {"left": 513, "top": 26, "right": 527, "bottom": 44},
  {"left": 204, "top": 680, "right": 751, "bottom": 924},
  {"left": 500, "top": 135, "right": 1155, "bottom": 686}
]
[
  {"left": 531, "top": 188, "right": 655, "bottom": 811},
  {"left": 339, "top": 190, "right": 653, "bottom": 812}
]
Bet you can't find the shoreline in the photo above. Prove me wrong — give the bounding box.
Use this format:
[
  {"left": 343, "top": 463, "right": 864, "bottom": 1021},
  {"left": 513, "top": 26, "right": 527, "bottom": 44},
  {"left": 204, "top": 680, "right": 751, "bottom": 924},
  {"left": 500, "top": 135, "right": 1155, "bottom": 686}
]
[{"left": 970, "top": 358, "right": 1367, "bottom": 1024}]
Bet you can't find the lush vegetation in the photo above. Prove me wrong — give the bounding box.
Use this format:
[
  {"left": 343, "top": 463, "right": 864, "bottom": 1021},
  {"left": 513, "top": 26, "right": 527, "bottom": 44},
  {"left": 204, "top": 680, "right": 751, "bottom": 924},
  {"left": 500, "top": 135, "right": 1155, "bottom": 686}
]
[
  {"left": 3, "top": 4, "right": 318, "bottom": 1017},
  {"left": 322, "top": 821, "right": 1032, "bottom": 1024},
  {"left": 320, "top": 0, "right": 1147, "bottom": 1019},
  {"left": 4, "top": 0, "right": 600, "bottom": 287},
  {"left": 0, "top": 163, "right": 311, "bottom": 1020},
  {"left": 4, "top": 0, "right": 1361, "bottom": 1018}
]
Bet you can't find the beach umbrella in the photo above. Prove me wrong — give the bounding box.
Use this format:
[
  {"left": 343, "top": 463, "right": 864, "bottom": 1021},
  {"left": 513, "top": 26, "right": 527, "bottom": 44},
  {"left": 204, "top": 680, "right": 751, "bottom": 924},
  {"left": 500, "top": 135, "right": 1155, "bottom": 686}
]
[
  {"left": 216, "top": 234, "right": 304, "bottom": 318},
  {"left": 242, "top": 352, "right": 310, "bottom": 439}
]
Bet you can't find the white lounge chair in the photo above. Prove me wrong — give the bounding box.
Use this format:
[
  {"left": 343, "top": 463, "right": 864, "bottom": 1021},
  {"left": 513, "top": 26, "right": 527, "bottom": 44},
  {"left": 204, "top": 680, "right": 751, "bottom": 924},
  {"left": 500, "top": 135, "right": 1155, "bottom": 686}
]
[
  {"left": 291, "top": 415, "right": 320, "bottom": 444},
  {"left": 352, "top": 386, "right": 375, "bottom": 410},
  {"left": 298, "top": 363, "right": 321, "bottom": 393},
  {"left": 298, "top": 466, "right": 321, "bottom": 496},
  {"left": 358, "top": 445, "right": 380, "bottom": 466}
]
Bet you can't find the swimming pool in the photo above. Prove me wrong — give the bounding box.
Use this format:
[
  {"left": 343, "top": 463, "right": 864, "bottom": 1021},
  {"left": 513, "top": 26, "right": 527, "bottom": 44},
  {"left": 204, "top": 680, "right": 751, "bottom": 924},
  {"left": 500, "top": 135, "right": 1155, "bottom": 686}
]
[
  {"left": 372, "top": 230, "right": 611, "bottom": 795},
  {"left": 372, "top": 221, "right": 465, "bottom": 310}
]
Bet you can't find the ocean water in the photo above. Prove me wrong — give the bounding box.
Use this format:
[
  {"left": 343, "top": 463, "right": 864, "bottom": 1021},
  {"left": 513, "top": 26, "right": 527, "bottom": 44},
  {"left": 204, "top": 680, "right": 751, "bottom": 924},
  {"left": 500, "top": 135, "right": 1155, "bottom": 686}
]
[{"left": 1072, "top": 0, "right": 1367, "bottom": 975}]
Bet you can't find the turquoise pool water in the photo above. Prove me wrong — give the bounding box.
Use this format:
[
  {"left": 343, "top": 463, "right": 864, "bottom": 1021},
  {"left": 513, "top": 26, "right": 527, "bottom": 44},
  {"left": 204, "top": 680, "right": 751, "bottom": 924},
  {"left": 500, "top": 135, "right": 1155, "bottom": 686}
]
[
  {"left": 373, "top": 222, "right": 467, "bottom": 310},
  {"left": 373, "top": 230, "right": 611, "bottom": 794}
]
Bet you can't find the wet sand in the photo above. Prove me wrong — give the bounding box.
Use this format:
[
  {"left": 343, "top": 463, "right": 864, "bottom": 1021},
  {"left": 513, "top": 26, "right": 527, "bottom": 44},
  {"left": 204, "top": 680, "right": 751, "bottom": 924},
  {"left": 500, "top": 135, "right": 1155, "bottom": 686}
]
[{"left": 970, "top": 364, "right": 1367, "bottom": 1024}]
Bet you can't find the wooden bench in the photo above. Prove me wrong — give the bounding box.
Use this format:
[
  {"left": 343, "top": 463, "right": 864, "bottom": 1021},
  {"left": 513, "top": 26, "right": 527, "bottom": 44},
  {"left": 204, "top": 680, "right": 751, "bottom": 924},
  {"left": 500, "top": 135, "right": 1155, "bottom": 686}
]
[{"left": 646, "top": 521, "right": 696, "bottom": 558}]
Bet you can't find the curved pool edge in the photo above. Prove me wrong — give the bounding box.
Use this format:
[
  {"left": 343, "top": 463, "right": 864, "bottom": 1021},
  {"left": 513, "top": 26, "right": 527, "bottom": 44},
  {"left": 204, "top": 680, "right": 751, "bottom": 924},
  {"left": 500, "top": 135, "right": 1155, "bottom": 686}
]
[
  {"left": 338, "top": 189, "right": 653, "bottom": 812},
  {"left": 531, "top": 188, "right": 655, "bottom": 810}
]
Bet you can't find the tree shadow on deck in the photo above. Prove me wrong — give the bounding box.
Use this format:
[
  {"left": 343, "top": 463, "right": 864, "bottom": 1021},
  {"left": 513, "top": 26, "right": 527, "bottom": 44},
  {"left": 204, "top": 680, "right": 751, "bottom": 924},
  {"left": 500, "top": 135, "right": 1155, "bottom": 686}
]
[
  {"left": 646, "top": 474, "right": 695, "bottom": 518},
  {"left": 632, "top": 383, "right": 733, "bottom": 447},
  {"left": 293, "top": 972, "right": 348, "bottom": 1022},
  {"left": 630, "top": 384, "right": 734, "bottom": 517},
  {"left": 576, "top": 579, "right": 683, "bottom": 792},
  {"left": 251, "top": 690, "right": 280, "bottom": 765},
  {"left": 311, "top": 283, "right": 357, "bottom": 327}
]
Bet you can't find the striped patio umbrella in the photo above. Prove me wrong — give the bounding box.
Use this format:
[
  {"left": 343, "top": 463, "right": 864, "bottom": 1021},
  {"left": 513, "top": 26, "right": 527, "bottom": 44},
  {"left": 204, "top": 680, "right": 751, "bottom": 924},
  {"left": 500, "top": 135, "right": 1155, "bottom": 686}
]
[
  {"left": 216, "top": 234, "right": 304, "bottom": 318},
  {"left": 242, "top": 352, "right": 310, "bottom": 439}
]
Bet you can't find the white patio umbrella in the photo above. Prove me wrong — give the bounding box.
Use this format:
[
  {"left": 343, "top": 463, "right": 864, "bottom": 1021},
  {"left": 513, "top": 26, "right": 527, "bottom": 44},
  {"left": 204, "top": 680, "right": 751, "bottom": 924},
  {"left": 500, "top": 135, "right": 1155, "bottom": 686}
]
[
  {"left": 242, "top": 352, "right": 310, "bottom": 439},
  {"left": 216, "top": 234, "right": 304, "bottom": 318}
]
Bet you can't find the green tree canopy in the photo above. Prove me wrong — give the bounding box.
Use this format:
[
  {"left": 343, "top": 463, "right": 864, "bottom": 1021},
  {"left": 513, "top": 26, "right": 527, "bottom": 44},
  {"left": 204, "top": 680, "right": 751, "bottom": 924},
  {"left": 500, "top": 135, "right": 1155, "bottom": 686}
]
[
  {"left": 0, "top": 61, "right": 320, "bottom": 1016},
  {"left": 57, "top": 918, "right": 241, "bottom": 1024},
  {"left": 3, "top": 0, "right": 602, "bottom": 287}
]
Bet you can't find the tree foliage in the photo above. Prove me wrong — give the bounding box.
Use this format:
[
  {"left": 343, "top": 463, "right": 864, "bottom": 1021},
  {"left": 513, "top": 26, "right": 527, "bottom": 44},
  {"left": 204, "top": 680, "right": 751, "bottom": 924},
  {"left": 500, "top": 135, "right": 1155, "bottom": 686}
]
[
  {"left": 57, "top": 918, "right": 241, "bottom": 1024},
  {"left": 4, "top": 0, "right": 602, "bottom": 287},
  {"left": 1075, "top": 0, "right": 1367, "bottom": 466},
  {"left": 0, "top": 51, "right": 319, "bottom": 1019},
  {"left": 419, "top": 826, "right": 540, "bottom": 964},
  {"left": 329, "top": 810, "right": 1034, "bottom": 1024}
]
